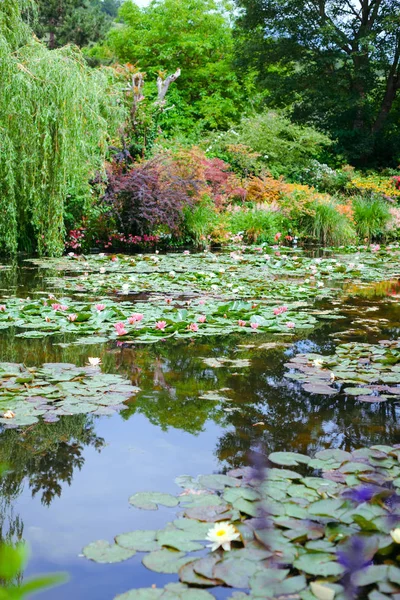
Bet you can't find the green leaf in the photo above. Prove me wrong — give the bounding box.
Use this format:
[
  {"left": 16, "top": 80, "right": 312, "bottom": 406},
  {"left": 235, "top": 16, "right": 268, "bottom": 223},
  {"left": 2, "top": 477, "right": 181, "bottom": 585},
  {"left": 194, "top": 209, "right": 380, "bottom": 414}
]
[
  {"left": 142, "top": 549, "right": 193, "bottom": 574},
  {"left": 83, "top": 540, "right": 136, "bottom": 564},
  {"left": 116, "top": 530, "right": 160, "bottom": 552},
  {"left": 129, "top": 492, "right": 178, "bottom": 511}
]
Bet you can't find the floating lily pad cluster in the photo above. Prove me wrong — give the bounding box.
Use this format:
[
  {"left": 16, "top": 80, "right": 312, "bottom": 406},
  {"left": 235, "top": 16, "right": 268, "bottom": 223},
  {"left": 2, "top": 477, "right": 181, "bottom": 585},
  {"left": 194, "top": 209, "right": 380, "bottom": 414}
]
[
  {"left": 83, "top": 445, "right": 400, "bottom": 599},
  {"left": 0, "top": 297, "right": 318, "bottom": 344},
  {"left": 285, "top": 341, "right": 400, "bottom": 401},
  {"left": 27, "top": 245, "right": 400, "bottom": 302},
  {"left": 0, "top": 362, "right": 138, "bottom": 427}
]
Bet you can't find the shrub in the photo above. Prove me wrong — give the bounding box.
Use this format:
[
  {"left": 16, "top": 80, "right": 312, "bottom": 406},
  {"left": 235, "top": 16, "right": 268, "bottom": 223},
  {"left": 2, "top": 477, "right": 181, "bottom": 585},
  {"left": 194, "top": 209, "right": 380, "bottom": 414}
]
[
  {"left": 228, "top": 207, "right": 282, "bottom": 244},
  {"left": 303, "top": 201, "right": 356, "bottom": 246},
  {"left": 207, "top": 111, "right": 332, "bottom": 179},
  {"left": 352, "top": 196, "right": 392, "bottom": 241},
  {"left": 103, "top": 155, "right": 198, "bottom": 236}
]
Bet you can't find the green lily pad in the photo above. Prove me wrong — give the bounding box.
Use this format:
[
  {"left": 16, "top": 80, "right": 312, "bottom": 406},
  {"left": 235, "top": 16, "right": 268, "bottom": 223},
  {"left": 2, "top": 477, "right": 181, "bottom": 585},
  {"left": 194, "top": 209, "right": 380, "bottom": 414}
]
[
  {"left": 129, "top": 492, "right": 179, "bottom": 511},
  {"left": 83, "top": 540, "right": 136, "bottom": 564}
]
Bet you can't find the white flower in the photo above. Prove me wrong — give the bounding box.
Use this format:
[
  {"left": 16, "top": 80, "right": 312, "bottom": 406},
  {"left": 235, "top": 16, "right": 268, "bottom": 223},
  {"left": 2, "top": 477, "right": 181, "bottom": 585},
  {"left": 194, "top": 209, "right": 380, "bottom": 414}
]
[
  {"left": 316, "top": 281, "right": 324, "bottom": 288},
  {"left": 100, "top": 267, "right": 106, "bottom": 274},
  {"left": 122, "top": 283, "right": 130, "bottom": 292},
  {"left": 169, "top": 271, "right": 176, "bottom": 278},
  {"left": 391, "top": 529, "right": 400, "bottom": 544},
  {"left": 3, "top": 410, "right": 15, "bottom": 419},
  {"left": 206, "top": 522, "right": 240, "bottom": 552},
  {"left": 313, "top": 359, "right": 324, "bottom": 368},
  {"left": 87, "top": 357, "right": 101, "bottom": 367},
  {"left": 330, "top": 372, "right": 336, "bottom": 381}
]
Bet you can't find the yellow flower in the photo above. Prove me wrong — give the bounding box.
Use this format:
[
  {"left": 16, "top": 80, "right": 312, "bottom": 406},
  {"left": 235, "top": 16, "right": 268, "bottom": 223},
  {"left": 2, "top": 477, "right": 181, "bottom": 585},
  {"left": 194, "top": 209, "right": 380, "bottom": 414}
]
[
  {"left": 206, "top": 522, "right": 240, "bottom": 552},
  {"left": 87, "top": 357, "right": 101, "bottom": 367},
  {"left": 391, "top": 529, "right": 400, "bottom": 544}
]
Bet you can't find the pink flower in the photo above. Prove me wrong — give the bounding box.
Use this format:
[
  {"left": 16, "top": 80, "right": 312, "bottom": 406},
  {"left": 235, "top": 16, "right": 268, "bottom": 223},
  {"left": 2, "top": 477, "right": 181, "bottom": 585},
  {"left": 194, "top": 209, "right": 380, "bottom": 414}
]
[
  {"left": 60, "top": 305, "right": 69, "bottom": 311},
  {"left": 48, "top": 294, "right": 55, "bottom": 300},
  {"left": 0, "top": 305, "right": 6, "bottom": 312},
  {"left": 45, "top": 316, "right": 51, "bottom": 323},
  {"left": 114, "top": 322, "right": 127, "bottom": 336},
  {"left": 183, "top": 250, "right": 190, "bottom": 255},
  {"left": 197, "top": 315, "right": 207, "bottom": 323},
  {"left": 111, "top": 257, "right": 118, "bottom": 262},
  {"left": 188, "top": 323, "right": 199, "bottom": 332},
  {"left": 51, "top": 303, "right": 62, "bottom": 310},
  {"left": 155, "top": 321, "right": 167, "bottom": 331},
  {"left": 286, "top": 321, "right": 295, "bottom": 328},
  {"left": 274, "top": 232, "right": 282, "bottom": 241},
  {"left": 250, "top": 322, "right": 259, "bottom": 330},
  {"left": 199, "top": 299, "right": 206, "bottom": 305},
  {"left": 238, "top": 320, "right": 247, "bottom": 327},
  {"left": 165, "top": 298, "right": 172, "bottom": 305},
  {"left": 273, "top": 306, "right": 288, "bottom": 316},
  {"left": 128, "top": 313, "right": 144, "bottom": 325},
  {"left": 68, "top": 313, "right": 77, "bottom": 322},
  {"left": 95, "top": 304, "right": 106, "bottom": 312}
]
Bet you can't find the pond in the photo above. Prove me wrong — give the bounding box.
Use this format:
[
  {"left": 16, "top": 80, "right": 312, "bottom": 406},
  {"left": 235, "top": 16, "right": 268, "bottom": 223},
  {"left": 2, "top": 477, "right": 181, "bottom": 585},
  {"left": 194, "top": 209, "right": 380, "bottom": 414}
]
[{"left": 0, "top": 245, "right": 399, "bottom": 599}]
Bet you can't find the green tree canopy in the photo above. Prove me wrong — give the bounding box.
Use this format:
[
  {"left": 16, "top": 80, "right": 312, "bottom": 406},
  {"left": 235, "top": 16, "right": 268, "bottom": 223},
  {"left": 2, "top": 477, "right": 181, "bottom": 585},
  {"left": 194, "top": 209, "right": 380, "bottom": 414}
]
[
  {"left": 28, "top": 0, "right": 122, "bottom": 48},
  {"left": 235, "top": 0, "right": 400, "bottom": 165},
  {"left": 0, "top": 0, "right": 122, "bottom": 255},
  {"left": 90, "top": 0, "right": 246, "bottom": 132}
]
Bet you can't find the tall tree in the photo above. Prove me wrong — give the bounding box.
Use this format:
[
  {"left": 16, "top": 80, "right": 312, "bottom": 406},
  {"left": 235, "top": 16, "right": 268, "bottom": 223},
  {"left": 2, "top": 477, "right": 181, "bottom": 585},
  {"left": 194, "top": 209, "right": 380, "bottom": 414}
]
[
  {"left": 89, "top": 0, "right": 246, "bottom": 132},
  {"left": 29, "top": 0, "right": 120, "bottom": 48},
  {"left": 235, "top": 0, "right": 400, "bottom": 164}
]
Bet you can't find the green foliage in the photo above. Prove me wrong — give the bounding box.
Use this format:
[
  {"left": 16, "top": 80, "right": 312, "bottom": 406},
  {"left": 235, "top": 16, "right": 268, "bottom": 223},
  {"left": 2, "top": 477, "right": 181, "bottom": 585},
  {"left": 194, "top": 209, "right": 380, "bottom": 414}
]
[
  {"left": 235, "top": 0, "right": 400, "bottom": 165},
  {"left": 181, "top": 198, "right": 219, "bottom": 247},
  {"left": 352, "top": 196, "right": 392, "bottom": 241},
  {"left": 89, "top": 0, "right": 245, "bottom": 132},
  {"left": 228, "top": 207, "right": 282, "bottom": 243},
  {"left": 304, "top": 202, "right": 356, "bottom": 246},
  {"left": 27, "top": 0, "right": 120, "bottom": 48},
  {"left": 0, "top": 1, "right": 123, "bottom": 255},
  {"left": 209, "top": 112, "right": 332, "bottom": 178}
]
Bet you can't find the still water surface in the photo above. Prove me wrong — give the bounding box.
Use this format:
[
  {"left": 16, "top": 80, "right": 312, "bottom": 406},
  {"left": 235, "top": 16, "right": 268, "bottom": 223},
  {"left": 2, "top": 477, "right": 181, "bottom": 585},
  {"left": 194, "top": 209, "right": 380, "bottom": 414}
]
[{"left": 0, "top": 257, "right": 398, "bottom": 598}]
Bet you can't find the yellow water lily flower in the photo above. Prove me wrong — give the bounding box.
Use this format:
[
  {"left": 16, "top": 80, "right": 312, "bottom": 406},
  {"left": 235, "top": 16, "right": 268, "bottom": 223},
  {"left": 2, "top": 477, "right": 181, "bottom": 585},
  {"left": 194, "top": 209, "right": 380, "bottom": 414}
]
[
  {"left": 391, "top": 529, "right": 400, "bottom": 544},
  {"left": 206, "top": 522, "right": 240, "bottom": 552}
]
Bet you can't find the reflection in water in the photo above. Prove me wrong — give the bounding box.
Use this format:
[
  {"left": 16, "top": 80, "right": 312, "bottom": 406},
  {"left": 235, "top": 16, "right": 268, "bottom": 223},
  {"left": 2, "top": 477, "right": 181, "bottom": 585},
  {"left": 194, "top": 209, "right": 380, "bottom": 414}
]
[
  {"left": 0, "top": 259, "right": 398, "bottom": 597},
  {"left": 0, "top": 416, "right": 104, "bottom": 545}
]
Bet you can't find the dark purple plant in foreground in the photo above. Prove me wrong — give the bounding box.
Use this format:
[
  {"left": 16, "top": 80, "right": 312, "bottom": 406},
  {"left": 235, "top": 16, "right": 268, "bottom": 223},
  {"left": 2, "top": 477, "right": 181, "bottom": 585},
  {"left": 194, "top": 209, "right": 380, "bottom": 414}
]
[{"left": 337, "top": 535, "right": 372, "bottom": 599}]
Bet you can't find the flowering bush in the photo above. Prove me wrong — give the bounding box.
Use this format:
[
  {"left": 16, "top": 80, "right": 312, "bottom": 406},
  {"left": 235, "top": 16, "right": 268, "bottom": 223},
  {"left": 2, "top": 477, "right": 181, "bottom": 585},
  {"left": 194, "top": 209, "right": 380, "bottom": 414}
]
[{"left": 350, "top": 174, "right": 400, "bottom": 199}]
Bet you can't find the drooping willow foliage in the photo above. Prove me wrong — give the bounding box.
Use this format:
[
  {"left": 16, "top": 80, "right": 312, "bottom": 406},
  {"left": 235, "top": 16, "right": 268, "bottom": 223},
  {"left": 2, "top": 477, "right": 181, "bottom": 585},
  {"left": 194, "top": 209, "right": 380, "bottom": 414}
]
[{"left": 0, "top": 0, "right": 122, "bottom": 256}]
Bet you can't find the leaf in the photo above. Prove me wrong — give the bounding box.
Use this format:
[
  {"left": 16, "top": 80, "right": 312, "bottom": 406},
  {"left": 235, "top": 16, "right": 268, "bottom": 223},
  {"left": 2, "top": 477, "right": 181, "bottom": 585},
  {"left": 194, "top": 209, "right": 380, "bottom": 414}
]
[
  {"left": 156, "top": 529, "right": 204, "bottom": 552},
  {"left": 268, "top": 452, "right": 310, "bottom": 467},
  {"left": 83, "top": 540, "right": 136, "bottom": 564},
  {"left": 293, "top": 554, "right": 345, "bottom": 577},
  {"left": 352, "top": 565, "right": 388, "bottom": 587},
  {"left": 142, "top": 549, "right": 193, "bottom": 574},
  {"left": 116, "top": 530, "right": 160, "bottom": 552},
  {"left": 198, "top": 474, "right": 240, "bottom": 491},
  {"left": 129, "top": 492, "right": 178, "bottom": 511},
  {"left": 213, "top": 558, "right": 260, "bottom": 588}
]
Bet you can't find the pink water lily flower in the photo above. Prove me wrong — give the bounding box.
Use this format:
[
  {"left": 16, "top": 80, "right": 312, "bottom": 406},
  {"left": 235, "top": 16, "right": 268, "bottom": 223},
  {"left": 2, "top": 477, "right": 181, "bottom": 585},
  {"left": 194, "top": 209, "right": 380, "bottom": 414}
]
[
  {"left": 199, "top": 299, "right": 206, "bottom": 305},
  {"left": 188, "top": 323, "right": 199, "bottom": 332},
  {"left": 60, "top": 305, "right": 69, "bottom": 311},
  {"left": 51, "top": 303, "right": 62, "bottom": 310},
  {"left": 68, "top": 314, "right": 77, "bottom": 322},
  {"left": 238, "top": 320, "right": 247, "bottom": 327},
  {"left": 286, "top": 321, "right": 295, "bottom": 328},
  {"left": 114, "top": 322, "right": 128, "bottom": 336},
  {"left": 0, "top": 305, "right": 6, "bottom": 312},
  {"left": 273, "top": 305, "right": 288, "bottom": 316},
  {"left": 95, "top": 304, "right": 106, "bottom": 312},
  {"left": 197, "top": 315, "right": 207, "bottom": 323},
  {"left": 165, "top": 298, "right": 173, "bottom": 305},
  {"left": 45, "top": 316, "right": 51, "bottom": 323},
  {"left": 155, "top": 321, "right": 167, "bottom": 331},
  {"left": 250, "top": 322, "right": 259, "bottom": 330},
  {"left": 128, "top": 313, "right": 144, "bottom": 324}
]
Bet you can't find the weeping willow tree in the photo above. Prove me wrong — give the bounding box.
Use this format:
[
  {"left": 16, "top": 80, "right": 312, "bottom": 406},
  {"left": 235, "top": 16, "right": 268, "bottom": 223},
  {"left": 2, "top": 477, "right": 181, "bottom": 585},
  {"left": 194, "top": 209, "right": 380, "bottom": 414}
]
[{"left": 0, "top": 0, "right": 121, "bottom": 256}]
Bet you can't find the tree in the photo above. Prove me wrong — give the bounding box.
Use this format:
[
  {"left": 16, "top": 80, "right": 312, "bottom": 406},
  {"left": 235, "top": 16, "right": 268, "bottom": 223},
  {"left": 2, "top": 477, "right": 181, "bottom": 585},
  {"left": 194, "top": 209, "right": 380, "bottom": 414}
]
[
  {"left": 235, "top": 0, "right": 400, "bottom": 165},
  {"left": 89, "top": 0, "right": 246, "bottom": 132},
  {"left": 28, "top": 0, "right": 120, "bottom": 48},
  {"left": 0, "top": 0, "right": 123, "bottom": 255}
]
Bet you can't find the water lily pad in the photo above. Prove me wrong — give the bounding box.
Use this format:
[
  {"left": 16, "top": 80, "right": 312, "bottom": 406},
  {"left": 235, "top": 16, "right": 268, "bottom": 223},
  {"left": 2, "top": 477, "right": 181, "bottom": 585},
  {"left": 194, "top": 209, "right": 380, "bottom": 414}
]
[
  {"left": 156, "top": 529, "right": 204, "bottom": 552},
  {"left": 268, "top": 452, "right": 310, "bottom": 467},
  {"left": 142, "top": 549, "right": 192, "bottom": 574},
  {"left": 116, "top": 530, "right": 160, "bottom": 552},
  {"left": 129, "top": 492, "right": 179, "bottom": 511},
  {"left": 83, "top": 540, "right": 136, "bottom": 564}
]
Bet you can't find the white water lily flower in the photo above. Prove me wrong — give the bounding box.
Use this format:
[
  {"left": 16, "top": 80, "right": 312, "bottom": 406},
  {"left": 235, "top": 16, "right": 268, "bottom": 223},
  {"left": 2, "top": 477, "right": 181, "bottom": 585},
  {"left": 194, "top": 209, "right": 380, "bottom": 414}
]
[
  {"left": 122, "top": 283, "right": 130, "bottom": 292},
  {"left": 313, "top": 359, "right": 324, "bottom": 368},
  {"left": 3, "top": 410, "right": 15, "bottom": 419},
  {"left": 391, "top": 529, "right": 400, "bottom": 544},
  {"left": 87, "top": 357, "right": 101, "bottom": 367},
  {"left": 206, "top": 522, "right": 240, "bottom": 552},
  {"left": 330, "top": 372, "right": 336, "bottom": 381}
]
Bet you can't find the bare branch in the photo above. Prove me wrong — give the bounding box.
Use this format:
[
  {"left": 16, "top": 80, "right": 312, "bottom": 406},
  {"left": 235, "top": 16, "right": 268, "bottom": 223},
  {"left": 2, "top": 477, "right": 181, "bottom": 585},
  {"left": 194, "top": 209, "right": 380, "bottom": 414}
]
[{"left": 156, "top": 68, "right": 181, "bottom": 104}]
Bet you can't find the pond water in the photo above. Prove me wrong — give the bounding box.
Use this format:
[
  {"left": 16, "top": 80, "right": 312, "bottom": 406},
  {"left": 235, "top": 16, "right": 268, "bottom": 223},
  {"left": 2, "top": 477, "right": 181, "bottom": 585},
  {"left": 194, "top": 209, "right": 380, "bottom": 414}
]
[{"left": 0, "top": 247, "right": 399, "bottom": 599}]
